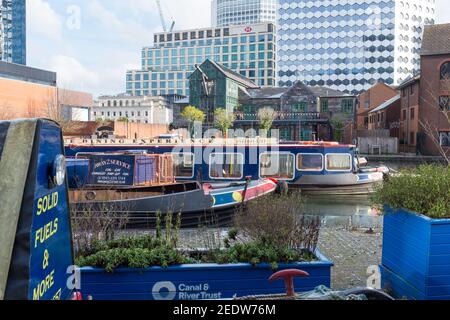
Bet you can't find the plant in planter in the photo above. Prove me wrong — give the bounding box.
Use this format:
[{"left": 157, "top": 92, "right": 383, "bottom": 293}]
[
  {"left": 372, "top": 165, "right": 450, "bottom": 300},
  {"left": 76, "top": 194, "right": 333, "bottom": 300}
]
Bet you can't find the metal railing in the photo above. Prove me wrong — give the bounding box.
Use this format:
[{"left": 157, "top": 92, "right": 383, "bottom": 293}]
[{"left": 234, "top": 112, "right": 326, "bottom": 121}]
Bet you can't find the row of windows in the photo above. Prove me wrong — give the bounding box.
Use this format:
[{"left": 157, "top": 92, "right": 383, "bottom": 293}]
[
  {"left": 170, "top": 152, "right": 353, "bottom": 180},
  {"left": 144, "top": 52, "right": 274, "bottom": 67},
  {"left": 127, "top": 89, "right": 187, "bottom": 96},
  {"left": 93, "top": 110, "right": 150, "bottom": 118},
  {"left": 144, "top": 42, "right": 274, "bottom": 58},
  {"left": 154, "top": 33, "right": 274, "bottom": 46}
]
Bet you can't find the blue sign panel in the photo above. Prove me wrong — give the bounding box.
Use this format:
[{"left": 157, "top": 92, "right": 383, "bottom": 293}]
[
  {"left": 28, "top": 122, "right": 74, "bottom": 300},
  {"left": 4, "top": 119, "right": 74, "bottom": 300},
  {"left": 88, "top": 155, "right": 135, "bottom": 186}
]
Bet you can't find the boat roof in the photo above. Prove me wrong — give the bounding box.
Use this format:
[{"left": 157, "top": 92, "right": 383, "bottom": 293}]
[{"left": 65, "top": 137, "right": 356, "bottom": 148}]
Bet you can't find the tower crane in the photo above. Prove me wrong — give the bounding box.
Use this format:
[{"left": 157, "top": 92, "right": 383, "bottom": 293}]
[{"left": 155, "top": 0, "right": 175, "bottom": 32}]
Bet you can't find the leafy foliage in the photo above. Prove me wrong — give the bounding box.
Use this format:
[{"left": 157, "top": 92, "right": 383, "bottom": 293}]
[
  {"left": 181, "top": 105, "right": 205, "bottom": 124},
  {"left": 257, "top": 107, "right": 278, "bottom": 132},
  {"left": 214, "top": 108, "right": 235, "bottom": 136},
  {"left": 75, "top": 197, "right": 320, "bottom": 272},
  {"left": 371, "top": 165, "right": 450, "bottom": 218},
  {"left": 235, "top": 193, "right": 321, "bottom": 253}
]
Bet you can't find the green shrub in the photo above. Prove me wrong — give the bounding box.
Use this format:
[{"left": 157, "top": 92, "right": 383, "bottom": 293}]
[{"left": 372, "top": 165, "right": 450, "bottom": 218}]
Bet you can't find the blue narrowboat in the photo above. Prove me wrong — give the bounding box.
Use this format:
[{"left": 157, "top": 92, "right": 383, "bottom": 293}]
[{"left": 65, "top": 138, "right": 388, "bottom": 195}]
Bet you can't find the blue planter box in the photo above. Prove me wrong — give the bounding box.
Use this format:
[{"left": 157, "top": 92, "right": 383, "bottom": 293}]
[
  {"left": 381, "top": 207, "right": 450, "bottom": 300},
  {"left": 79, "top": 250, "right": 333, "bottom": 300}
]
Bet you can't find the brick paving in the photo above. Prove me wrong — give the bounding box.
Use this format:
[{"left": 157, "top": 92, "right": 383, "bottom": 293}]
[{"left": 318, "top": 226, "right": 383, "bottom": 290}]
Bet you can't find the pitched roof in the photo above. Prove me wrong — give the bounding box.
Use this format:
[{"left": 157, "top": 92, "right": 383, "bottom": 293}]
[
  {"left": 397, "top": 74, "right": 421, "bottom": 89},
  {"left": 369, "top": 95, "right": 401, "bottom": 114},
  {"left": 308, "top": 86, "right": 352, "bottom": 97},
  {"left": 245, "top": 87, "right": 290, "bottom": 99},
  {"left": 421, "top": 24, "right": 450, "bottom": 56},
  {"left": 193, "top": 59, "right": 259, "bottom": 89},
  {"left": 242, "top": 81, "right": 353, "bottom": 99}
]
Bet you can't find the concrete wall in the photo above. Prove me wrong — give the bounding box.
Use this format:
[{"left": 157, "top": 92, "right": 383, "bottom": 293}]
[{"left": 357, "top": 137, "right": 399, "bottom": 154}]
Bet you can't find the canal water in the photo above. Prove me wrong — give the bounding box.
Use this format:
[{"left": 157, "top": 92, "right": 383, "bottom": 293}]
[
  {"left": 301, "top": 160, "right": 425, "bottom": 229},
  {"left": 302, "top": 194, "right": 382, "bottom": 229}
]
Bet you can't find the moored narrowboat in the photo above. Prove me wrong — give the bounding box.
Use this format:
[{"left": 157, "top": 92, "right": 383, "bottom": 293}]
[
  {"left": 67, "top": 152, "right": 278, "bottom": 227},
  {"left": 66, "top": 138, "right": 388, "bottom": 195}
]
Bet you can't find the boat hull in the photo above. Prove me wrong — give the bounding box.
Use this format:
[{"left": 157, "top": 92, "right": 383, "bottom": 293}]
[{"left": 70, "top": 180, "right": 277, "bottom": 228}]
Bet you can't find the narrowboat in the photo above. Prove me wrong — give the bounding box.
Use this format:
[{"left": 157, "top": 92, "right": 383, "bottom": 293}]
[
  {"left": 67, "top": 152, "right": 278, "bottom": 227},
  {"left": 65, "top": 138, "right": 389, "bottom": 195}
]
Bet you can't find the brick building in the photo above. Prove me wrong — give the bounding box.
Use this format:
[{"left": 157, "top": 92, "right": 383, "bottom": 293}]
[
  {"left": 356, "top": 83, "right": 398, "bottom": 131},
  {"left": 0, "top": 61, "right": 92, "bottom": 121},
  {"left": 184, "top": 59, "right": 356, "bottom": 142},
  {"left": 368, "top": 95, "right": 401, "bottom": 139},
  {"left": 398, "top": 24, "right": 450, "bottom": 156}
]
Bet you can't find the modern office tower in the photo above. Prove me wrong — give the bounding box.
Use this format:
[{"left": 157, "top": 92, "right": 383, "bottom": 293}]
[
  {"left": 212, "top": 0, "right": 277, "bottom": 27},
  {"left": 0, "top": 0, "right": 26, "bottom": 65},
  {"left": 126, "top": 23, "right": 276, "bottom": 97},
  {"left": 277, "top": 0, "right": 436, "bottom": 94}
]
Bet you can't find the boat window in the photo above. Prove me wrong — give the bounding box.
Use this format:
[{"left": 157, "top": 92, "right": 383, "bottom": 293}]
[
  {"left": 170, "top": 153, "right": 194, "bottom": 178},
  {"left": 209, "top": 153, "right": 244, "bottom": 179},
  {"left": 260, "top": 153, "right": 295, "bottom": 180},
  {"left": 325, "top": 154, "right": 352, "bottom": 171},
  {"left": 297, "top": 154, "right": 324, "bottom": 171}
]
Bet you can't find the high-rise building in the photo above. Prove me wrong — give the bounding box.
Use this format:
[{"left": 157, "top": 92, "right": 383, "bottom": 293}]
[
  {"left": 126, "top": 23, "right": 276, "bottom": 97},
  {"left": 212, "top": 0, "right": 277, "bottom": 27},
  {"left": 277, "top": 0, "right": 436, "bottom": 95},
  {"left": 0, "top": 0, "right": 26, "bottom": 65}
]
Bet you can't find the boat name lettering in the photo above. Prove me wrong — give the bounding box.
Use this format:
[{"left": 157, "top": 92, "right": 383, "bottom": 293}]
[{"left": 94, "top": 159, "right": 131, "bottom": 170}]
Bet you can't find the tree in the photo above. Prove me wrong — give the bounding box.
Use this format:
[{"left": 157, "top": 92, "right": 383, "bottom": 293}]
[
  {"left": 331, "top": 120, "right": 345, "bottom": 143},
  {"left": 181, "top": 105, "right": 205, "bottom": 136},
  {"left": 257, "top": 107, "right": 278, "bottom": 132},
  {"left": 214, "top": 108, "right": 235, "bottom": 137}
]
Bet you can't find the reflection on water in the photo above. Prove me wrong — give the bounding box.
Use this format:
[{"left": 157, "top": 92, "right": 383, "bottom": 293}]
[{"left": 302, "top": 195, "right": 382, "bottom": 229}]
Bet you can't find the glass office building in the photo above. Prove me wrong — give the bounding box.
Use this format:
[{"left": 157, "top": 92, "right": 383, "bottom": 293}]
[
  {"left": 277, "top": 0, "right": 436, "bottom": 94},
  {"left": 126, "top": 23, "right": 276, "bottom": 97},
  {"left": 0, "top": 0, "right": 26, "bottom": 65},
  {"left": 212, "top": 0, "right": 277, "bottom": 27}
]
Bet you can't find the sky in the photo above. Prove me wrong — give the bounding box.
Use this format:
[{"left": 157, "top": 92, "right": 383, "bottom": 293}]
[{"left": 27, "top": 0, "right": 450, "bottom": 98}]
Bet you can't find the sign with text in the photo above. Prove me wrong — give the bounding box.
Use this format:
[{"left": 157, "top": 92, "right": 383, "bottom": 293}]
[
  {"left": 88, "top": 154, "right": 135, "bottom": 186},
  {"left": 4, "top": 119, "right": 75, "bottom": 300}
]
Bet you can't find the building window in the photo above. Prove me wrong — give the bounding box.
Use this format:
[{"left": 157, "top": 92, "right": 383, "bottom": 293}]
[
  {"left": 297, "top": 154, "right": 323, "bottom": 172},
  {"left": 293, "top": 102, "right": 307, "bottom": 113},
  {"left": 259, "top": 152, "right": 295, "bottom": 180},
  {"left": 410, "top": 108, "right": 415, "bottom": 120},
  {"left": 341, "top": 99, "right": 354, "bottom": 113},
  {"left": 325, "top": 154, "right": 352, "bottom": 171},
  {"left": 209, "top": 153, "right": 243, "bottom": 180},
  {"left": 402, "top": 109, "right": 407, "bottom": 120},
  {"left": 440, "top": 62, "right": 450, "bottom": 80},
  {"left": 320, "top": 99, "right": 329, "bottom": 112},
  {"left": 439, "top": 96, "right": 450, "bottom": 111},
  {"left": 440, "top": 132, "right": 450, "bottom": 147}
]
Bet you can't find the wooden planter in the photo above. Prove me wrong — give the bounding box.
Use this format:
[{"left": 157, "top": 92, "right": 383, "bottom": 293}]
[
  {"left": 381, "top": 207, "right": 450, "bottom": 300},
  {"left": 79, "top": 250, "right": 333, "bottom": 300}
]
